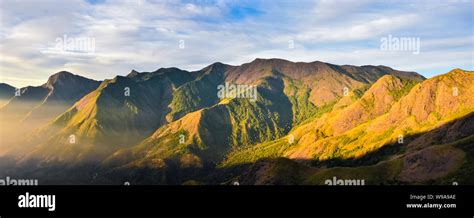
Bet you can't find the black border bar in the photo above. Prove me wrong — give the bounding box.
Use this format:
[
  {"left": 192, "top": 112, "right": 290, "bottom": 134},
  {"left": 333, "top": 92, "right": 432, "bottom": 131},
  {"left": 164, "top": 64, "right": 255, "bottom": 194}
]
[{"left": 0, "top": 185, "right": 472, "bottom": 217}]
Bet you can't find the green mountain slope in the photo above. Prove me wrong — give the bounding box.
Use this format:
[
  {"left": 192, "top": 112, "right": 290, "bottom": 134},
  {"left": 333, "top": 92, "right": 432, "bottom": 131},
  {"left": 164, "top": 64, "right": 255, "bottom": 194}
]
[
  {"left": 221, "top": 74, "right": 420, "bottom": 167},
  {"left": 16, "top": 72, "right": 177, "bottom": 163},
  {"left": 224, "top": 69, "right": 474, "bottom": 185},
  {"left": 225, "top": 58, "right": 424, "bottom": 106},
  {"left": 168, "top": 59, "right": 423, "bottom": 121},
  {"left": 105, "top": 76, "right": 293, "bottom": 168},
  {"left": 167, "top": 63, "right": 231, "bottom": 121}
]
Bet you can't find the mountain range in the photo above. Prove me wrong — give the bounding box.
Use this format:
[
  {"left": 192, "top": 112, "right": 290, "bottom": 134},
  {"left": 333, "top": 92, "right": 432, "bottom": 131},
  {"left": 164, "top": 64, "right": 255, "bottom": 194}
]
[{"left": 0, "top": 58, "right": 472, "bottom": 185}]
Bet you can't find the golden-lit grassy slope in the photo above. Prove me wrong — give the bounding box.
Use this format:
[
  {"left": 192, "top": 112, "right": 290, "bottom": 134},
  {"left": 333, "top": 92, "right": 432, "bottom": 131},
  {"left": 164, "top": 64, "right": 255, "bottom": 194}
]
[
  {"left": 287, "top": 69, "right": 474, "bottom": 161},
  {"left": 235, "top": 129, "right": 473, "bottom": 185},
  {"left": 222, "top": 69, "right": 474, "bottom": 169}
]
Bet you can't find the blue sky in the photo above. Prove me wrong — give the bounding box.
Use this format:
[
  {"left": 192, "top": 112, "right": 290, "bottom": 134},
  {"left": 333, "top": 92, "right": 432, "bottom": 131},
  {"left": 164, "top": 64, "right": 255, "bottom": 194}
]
[{"left": 0, "top": 0, "right": 473, "bottom": 87}]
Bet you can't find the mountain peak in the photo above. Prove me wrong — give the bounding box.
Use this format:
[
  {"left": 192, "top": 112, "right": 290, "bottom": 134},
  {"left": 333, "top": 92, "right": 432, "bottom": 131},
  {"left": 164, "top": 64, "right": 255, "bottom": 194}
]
[
  {"left": 45, "top": 71, "right": 81, "bottom": 88},
  {"left": 428, "top": 68, "right": 472, "bottom": 83},
  {"left": 209, "top": 61, "right": 233, "bottom": 69},
  {"left": 362, "top": 74, "right": 406, "bottom": 98},
  {"left": 127, "top": 70, "right": 140, "bottom": 78},
  {"left": 376, "top": 74, "right": 398, "bottom": 82},
  {"left": 361, "top": 65, "right": 394, "bottom": 70},
  {"left": 156, "top": 67, "right": 174, "bottom": 71},
  {"left": 41, "top": 71, "right": 101, "bottom": 104},
  {"left": 201, "top": 62, "right": 232, "bottom": 73},
  {"left": 48, "top": 70, "right": 74, "bottom": 79},
  {"left": 446, "top": 68, "right": 471, "bottom": 75},
  {"left": 250, "top": 58, "right": 328, "bottom": 66},
  {"left": 210, "top": 61, "right": 225, "bottom": 66},
  {"left": 250, "top": 58, "right": 293, "bottom": 65}
]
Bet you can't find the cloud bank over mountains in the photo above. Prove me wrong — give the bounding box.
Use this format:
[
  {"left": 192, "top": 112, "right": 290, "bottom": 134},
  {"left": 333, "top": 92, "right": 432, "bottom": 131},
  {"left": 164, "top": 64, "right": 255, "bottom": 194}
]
[{"left": 1, "top": 0, "right": 473, "bottom": 87}]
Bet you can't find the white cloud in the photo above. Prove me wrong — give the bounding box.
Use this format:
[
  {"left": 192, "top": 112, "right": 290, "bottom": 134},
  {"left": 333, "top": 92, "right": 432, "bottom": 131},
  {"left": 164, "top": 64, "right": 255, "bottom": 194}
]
[
  {"left": 0, "top": 0, "right": 472, "bottom": 87},
  {"left": 294, "top": 14, "right": 420, "bottom": 43}
]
